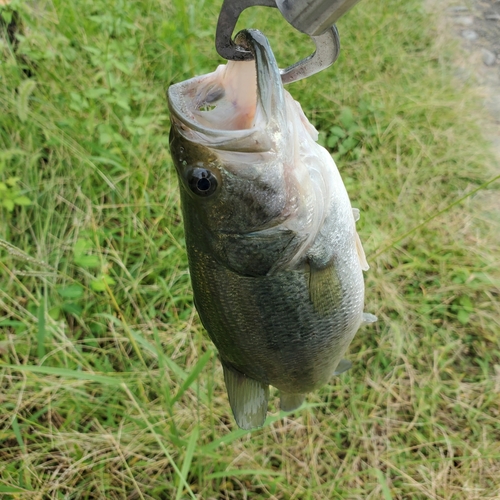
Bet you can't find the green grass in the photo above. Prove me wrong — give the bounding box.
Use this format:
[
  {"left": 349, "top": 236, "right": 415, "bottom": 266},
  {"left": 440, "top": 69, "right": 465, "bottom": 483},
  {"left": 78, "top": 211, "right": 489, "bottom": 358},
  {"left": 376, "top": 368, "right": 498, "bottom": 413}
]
[{"left": 1, "top": 0, "right": 499, "bottom": 498}]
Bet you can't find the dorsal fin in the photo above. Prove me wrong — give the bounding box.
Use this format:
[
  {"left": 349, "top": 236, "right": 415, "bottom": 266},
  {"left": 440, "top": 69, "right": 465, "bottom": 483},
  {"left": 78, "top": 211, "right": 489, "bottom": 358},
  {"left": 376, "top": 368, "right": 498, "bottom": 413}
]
[
  {"left": 362, "top": 312, "right": 378, "bottom": 324},
  {"left": 355, "top": 232, "right": 369, "bottom": 271}
]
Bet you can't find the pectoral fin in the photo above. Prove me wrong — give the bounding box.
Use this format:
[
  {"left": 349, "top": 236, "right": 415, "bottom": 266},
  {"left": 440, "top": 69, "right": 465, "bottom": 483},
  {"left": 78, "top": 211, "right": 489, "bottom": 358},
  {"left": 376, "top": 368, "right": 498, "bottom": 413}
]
[
  {"left": 352, "top": 208, "right": 360, "bottom": 222},
  {"left": 280, "top": 392, "right": 305, "bottom": 412},
  {"left": 308, "top": 264, "right": 342, "bottom": 316},
  {"left": 333, "top": 358, "right": 352, "bottom": 376},
  {"left": 222, "top": 362, "right": 269, "bottom": 430}
]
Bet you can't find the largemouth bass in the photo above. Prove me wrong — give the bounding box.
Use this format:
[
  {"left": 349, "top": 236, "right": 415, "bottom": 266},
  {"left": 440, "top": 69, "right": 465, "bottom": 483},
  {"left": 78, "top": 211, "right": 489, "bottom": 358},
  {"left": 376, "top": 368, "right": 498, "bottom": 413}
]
[{"left": 168, "top": 29, "right": 375, "bottom": 430}]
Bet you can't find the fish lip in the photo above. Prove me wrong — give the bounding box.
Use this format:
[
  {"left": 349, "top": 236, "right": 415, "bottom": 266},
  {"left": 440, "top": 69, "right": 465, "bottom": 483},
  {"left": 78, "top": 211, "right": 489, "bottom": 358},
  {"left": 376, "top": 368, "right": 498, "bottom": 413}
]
[
  {"left": 167, "top": 29, "right": 286, "bottom": 152},
  {"left": 233, "top": 29, "right": 286, "bottom": 129}
]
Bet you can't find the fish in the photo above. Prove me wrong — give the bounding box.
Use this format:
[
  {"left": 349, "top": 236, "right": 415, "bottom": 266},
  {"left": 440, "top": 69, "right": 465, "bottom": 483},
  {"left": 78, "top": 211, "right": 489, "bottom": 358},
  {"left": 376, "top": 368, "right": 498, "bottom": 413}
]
[{"left": 167, "top": 29, "right": 376, "bottom": 430}]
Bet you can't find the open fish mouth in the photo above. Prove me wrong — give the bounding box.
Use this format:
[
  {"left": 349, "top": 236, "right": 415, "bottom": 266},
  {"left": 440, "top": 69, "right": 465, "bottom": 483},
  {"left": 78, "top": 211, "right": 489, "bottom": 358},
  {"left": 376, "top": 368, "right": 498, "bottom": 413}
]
[{"left": 167, "top": 29, "right": 286, "bottom": 152}]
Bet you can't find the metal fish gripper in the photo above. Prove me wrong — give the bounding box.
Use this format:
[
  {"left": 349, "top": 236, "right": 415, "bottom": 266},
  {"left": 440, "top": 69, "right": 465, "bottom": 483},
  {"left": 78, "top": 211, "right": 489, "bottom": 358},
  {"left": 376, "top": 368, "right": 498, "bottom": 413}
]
[{"left": 215, "top": 0, "right": 363, "bottom": 83}]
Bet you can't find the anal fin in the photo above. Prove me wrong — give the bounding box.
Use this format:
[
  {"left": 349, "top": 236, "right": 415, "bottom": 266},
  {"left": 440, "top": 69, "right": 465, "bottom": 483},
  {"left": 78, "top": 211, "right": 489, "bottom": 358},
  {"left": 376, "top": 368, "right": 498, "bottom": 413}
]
[
  {"left": 280, "top": 392, "right": 305, "bottom": 412},
  {"left": 333, "top": 358, "right": 352, "bottom": 376},
  {"left": 222, "top": 362, "right": 269, "bottom": 430}
]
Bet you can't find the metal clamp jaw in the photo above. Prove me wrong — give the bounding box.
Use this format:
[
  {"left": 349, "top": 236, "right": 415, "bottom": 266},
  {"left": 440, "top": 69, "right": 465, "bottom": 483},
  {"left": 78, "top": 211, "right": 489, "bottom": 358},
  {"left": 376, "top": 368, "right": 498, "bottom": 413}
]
[{"left": 215, "top": 0, "right": 362, "bottom": 84}]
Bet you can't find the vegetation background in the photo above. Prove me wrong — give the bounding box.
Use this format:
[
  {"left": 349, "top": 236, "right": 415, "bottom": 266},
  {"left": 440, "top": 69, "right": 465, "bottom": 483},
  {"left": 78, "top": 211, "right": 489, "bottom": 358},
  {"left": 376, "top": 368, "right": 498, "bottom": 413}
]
[{"left": 1, "top": 0, "right": 499, "bottom": 498}]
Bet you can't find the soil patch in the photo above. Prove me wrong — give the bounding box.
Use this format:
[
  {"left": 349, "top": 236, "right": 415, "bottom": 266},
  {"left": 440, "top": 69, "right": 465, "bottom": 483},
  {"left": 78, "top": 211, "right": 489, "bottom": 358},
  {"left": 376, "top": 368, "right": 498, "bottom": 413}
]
[
  {"left": 427, "top": 0, "right": 500, "bottom": 238},
  {"left": 442, "top": 0, "right": 500, "bottom": 150}
]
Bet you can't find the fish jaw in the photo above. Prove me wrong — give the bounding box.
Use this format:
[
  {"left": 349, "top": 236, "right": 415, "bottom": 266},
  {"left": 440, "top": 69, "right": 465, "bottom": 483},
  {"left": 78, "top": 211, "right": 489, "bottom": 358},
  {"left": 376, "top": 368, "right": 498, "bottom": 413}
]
[
  {"left": 167, "top": 29, "right": 286, "bottom": 154},
  {"left": 168, "top": 29, "right": 365, "bottom": 279},
  {"left": 168, "top": 29, "right": 302, "bottom": 272}
]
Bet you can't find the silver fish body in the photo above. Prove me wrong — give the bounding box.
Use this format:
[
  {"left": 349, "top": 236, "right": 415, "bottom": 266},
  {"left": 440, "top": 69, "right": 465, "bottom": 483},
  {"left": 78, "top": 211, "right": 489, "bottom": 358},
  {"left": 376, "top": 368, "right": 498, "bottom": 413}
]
[{"left": 168, "top": 29, "right": 373, "bottom": 429}]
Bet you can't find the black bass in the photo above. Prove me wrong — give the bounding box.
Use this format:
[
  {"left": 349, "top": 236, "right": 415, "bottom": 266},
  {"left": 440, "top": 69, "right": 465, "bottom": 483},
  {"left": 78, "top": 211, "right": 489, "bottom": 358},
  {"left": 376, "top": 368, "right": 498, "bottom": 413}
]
[{"left": 168, "top": 29, "right": 375, "bottom": 430}]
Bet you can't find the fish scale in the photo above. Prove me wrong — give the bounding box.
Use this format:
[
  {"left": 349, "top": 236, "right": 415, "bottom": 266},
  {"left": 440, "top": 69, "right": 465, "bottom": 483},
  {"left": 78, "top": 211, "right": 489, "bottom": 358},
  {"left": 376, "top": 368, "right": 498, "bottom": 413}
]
[{"left": 188, "top": 251, "right": 356, "bottom": 394}]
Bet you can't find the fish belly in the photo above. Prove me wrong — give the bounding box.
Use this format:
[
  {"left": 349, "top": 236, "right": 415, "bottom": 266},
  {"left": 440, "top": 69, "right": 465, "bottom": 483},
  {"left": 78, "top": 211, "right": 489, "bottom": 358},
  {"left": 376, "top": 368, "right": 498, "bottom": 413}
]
[{"left": 189, "top": 246, "right": 364, "bottom": 395}]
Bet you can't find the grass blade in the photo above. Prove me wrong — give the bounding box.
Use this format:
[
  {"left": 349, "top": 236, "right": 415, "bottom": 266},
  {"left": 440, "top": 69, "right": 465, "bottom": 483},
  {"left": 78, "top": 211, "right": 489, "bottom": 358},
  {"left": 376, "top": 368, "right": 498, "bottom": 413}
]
[
  {"left": 131, "top": 328, "right": 188, "bottom": 381},
  {"left": 37, "top": 297, "right": 46, "bottom": 360},
  {"left": 122, "top": 384, "right": 197, "bottom": 500},
  {"left": 200, "top": 410, "right": 304, "bottom": 454},
  {"left": 16, "top": 79, "right": 37, "bottom": 123},
  {"left": 0, "top": 486, "right": 30, "bottom": 493},
  {"left": 11, "top": 415, "right": 26, "bottom": 454},
  {"left": 374, "top": 173, "right": 500, "bottom": 258},
  {"left": 175, "top": 426, "right": 199, "bottom": 500},
  {"left": 172, "top": 349, "right": 212, "bottom": 404},
  {"left": 374, "top": 469, "right": 394, "bottom": 500},
  {"left": 2, "top": 364, "right": 122, "bottom": 385},
  {"left": 206, "top": 469, "right": 283, "bottom": 480}
]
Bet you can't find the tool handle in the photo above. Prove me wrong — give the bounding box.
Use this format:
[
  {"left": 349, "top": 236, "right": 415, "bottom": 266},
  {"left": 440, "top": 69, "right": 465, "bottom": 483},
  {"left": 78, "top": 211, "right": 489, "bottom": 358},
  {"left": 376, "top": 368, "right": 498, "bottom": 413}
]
[{"left": 275, "top": 0, "right": 362, "bottom": 36}]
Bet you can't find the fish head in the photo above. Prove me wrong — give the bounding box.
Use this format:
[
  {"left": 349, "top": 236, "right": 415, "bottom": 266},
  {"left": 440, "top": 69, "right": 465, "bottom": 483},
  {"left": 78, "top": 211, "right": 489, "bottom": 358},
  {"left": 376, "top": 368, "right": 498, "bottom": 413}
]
[{"left": 168, "top": 30, "right": 316, "bottom": 275}]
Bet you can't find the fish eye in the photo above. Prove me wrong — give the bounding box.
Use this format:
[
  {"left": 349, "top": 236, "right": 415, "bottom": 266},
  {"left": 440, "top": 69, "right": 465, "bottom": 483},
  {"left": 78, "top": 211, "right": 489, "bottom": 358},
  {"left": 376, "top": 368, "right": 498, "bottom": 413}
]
[{"left": 187, "top": 168, "right": 218, "bottom": 197}]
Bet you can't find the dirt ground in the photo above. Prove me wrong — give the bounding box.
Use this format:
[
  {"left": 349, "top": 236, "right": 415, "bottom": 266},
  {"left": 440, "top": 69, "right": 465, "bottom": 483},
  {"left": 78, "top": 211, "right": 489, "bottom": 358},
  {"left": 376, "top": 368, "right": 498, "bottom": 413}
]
[
  {"left": 433, "top": 0, "right": 500, "bottom": 240},
  {"left": 440, "top": 0, "right": 500, "bottom": 151}
]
